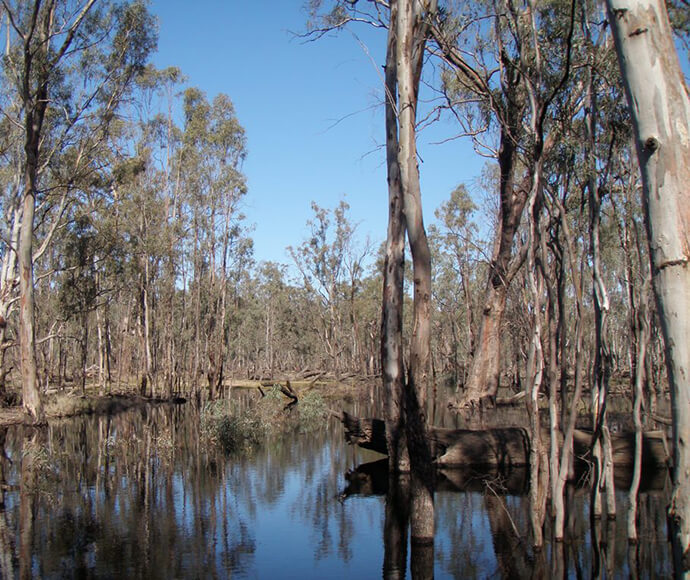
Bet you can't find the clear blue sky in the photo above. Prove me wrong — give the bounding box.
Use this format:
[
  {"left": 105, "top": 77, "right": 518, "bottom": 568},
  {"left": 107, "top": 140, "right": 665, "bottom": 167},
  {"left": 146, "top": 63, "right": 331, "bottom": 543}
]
[{"left": 149, "top": 1, "right": 482, "bottom": 268}]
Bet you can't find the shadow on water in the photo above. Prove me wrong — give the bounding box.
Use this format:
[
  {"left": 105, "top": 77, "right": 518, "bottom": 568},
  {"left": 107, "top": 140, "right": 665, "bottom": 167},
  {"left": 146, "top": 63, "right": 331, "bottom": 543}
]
[{"left": 0, "top": 397, "right": 676, "bottom": 578}]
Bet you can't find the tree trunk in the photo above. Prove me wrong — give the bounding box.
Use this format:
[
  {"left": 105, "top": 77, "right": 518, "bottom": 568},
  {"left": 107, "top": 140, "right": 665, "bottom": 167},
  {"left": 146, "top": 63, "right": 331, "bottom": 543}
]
[
  {"left": 395, "top": 0, "right": 437, "bottom": 552},
  {"left": 605, "top": 0, "right": 690, "bottom": 568},
  {"left": 460, "top": 284, "right": 507, "bottom": 406},
  {"left": 585, "top": 52, "right": 616, "bottom": 520},
  {"left": 80, "top": 311, "right": 88, "bottom": 394},
  {"left": 628, "top": 276, "right": 650, "bottom": 542},
  {"left": 459, "top": 80, "right": 529, "bottom": 407},
  {"left": 550, "top": 192, "right": 586, "bottom": 541},
  {"left": 524, "top": 174, "right": 548, "bottom": 550},
  {"left": 381, "top": 0, "right": 409, "bottom": 473},
  {"left": 19, "top": 139, "right": 44, "bottom": 423}
]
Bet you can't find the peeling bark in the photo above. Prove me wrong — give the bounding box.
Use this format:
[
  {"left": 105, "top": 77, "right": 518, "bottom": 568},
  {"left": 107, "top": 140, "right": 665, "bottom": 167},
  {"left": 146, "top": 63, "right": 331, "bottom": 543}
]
[{"left": 605, "top": 0, "right": 690, "bottom": 568}]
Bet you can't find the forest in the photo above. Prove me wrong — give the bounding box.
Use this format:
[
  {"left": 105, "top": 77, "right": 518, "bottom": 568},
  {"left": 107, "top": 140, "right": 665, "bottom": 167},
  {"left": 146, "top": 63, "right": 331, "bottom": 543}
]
[{"left": 0, "top": 0, "right": 689, "bottom": 576}]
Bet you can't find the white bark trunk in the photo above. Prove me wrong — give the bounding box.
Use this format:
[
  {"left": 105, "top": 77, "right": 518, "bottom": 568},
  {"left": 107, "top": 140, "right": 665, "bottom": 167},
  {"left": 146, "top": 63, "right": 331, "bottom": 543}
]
[{"left": 605, "top": 0, "right": 690, "bottom": 567}]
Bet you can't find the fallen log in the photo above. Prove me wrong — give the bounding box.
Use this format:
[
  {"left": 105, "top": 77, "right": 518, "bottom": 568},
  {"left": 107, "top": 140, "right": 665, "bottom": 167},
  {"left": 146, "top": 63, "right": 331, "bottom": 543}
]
[
  {"left": 341, "top": 412, "right": 529, "bottom": 467},
  {"left": 572, "top": 429, "right": 669, "bottom": 468},
  {"left": 341, "top": 413, "right": 670, "bottom": 469},
  {"left": 431, "top": 426, "right": 529, "bottom": 467},
  {"left": 342, "top": 412, "right": 387, "bottom": 454}
]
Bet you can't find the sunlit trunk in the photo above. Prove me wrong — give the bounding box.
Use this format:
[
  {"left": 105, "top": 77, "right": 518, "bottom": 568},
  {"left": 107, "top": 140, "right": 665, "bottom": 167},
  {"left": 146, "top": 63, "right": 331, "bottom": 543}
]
[
  {"left": 605, "top": 0, "right": 690, "bottom": 567},
  {"left": 396, "top": 0, "right": 437, "bottom": 554},
  {"left": 382, "top": 0, "right": 408, "bottom": 473},
  {"left": 19, "top": 152, "right": 43, "bottom": 422}
]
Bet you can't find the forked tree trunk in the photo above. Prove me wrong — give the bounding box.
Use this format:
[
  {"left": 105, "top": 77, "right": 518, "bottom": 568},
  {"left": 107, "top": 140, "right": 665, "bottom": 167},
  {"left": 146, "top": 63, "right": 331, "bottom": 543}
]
[
  {"left": 394, "top": 0, "right": 436, "bottom": 550},
  {"left": 605, "top": 0, "right": 690, "bottom": 568},
  {"left": 460, "top": 137, "right": 528, "bottom": 406}
]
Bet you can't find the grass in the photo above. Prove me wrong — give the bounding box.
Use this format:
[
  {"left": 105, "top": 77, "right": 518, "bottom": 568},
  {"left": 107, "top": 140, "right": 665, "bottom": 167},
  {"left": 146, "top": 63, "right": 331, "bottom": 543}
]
[{"left": 201, "top": 386, "right": 330, "bottom": 454}]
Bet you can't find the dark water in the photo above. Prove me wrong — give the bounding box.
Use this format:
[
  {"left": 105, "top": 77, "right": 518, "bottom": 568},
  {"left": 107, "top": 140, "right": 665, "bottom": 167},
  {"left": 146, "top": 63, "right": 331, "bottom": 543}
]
[{"left": 0, "top": 398, "right": 674, "bottom": 579}]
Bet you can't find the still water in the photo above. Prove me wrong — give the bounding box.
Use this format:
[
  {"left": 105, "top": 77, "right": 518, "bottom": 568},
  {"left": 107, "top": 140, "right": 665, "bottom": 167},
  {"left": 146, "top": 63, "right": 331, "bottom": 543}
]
[{"left": 0, "top": 397, "right": 674, "bottom": 578}]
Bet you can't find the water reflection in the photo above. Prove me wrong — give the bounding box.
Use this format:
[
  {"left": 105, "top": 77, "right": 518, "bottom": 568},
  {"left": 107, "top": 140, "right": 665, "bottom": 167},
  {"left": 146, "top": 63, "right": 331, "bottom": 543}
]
[
  {"left": 0, "top": 401, "right": 675, "bottom": 578},
  {"left": 343, "top": 455, "right": 672, "bottom": 578}
]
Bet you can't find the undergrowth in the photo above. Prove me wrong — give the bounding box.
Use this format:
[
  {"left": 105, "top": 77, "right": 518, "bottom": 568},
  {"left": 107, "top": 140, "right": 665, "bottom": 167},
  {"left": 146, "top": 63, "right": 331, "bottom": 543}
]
[{"left": 201, "top": 387, "right": 328, "bottom": 454}]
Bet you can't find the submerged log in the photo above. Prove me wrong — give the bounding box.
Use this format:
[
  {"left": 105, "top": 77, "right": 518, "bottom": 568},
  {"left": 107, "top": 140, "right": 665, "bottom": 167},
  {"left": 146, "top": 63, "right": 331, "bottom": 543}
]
[
  {"left": 341, "top": 413, "right": 670, "bottom": 470},
  {"left": 431, "top": 426, "right": 529, "bottom": 467},
  {"left": 341, "top": 412, "right": 529, "bottom": 467},
  {"left": 572, "top": 429, "right": 669, "bottom": 468},
  {"left": 342, "top": 412, "right": 387, "bottom": 454}
]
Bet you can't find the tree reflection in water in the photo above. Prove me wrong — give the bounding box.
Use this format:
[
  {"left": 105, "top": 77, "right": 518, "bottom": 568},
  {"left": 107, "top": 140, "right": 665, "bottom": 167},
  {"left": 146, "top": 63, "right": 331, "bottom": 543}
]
[
  {"left": 345, "top": 458, "right": 673, "bottom": 578},
  {"left": 0, "top": 402, "right": 675, "bottom": 578}
]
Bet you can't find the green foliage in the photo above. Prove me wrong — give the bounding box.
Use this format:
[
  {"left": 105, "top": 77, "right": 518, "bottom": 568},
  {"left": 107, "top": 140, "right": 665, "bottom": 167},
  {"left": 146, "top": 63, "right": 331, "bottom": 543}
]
[
  {"left": 201, "top": 390, "right": 329, "bottom": 454},
  {"left": 201, "top": 401, "right": 265, "bottom": 454},
  {"left": 296, "top": 391, "right": 329, "bottom": 432}
]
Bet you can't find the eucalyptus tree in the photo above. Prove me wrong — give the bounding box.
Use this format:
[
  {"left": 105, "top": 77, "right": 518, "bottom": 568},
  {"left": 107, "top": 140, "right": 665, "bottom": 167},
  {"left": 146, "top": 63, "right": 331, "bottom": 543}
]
[
  {"left": 430, "top": 184, "right": 480, "bottom": 380},
  {"left": 289, "top": 200, "right": 362, "bottom": 376},
  {"left": 0, "top": 0, "right": 156, "bottom": 420},
  {"left": 431, "top": 0, "right": 579, "bottom": 408},
  {"left": 177, "top": 87, "right": 249, "bottom": 398},
  {"left": 385, "top": 0, "right": 438, "bottom": 558},
  {"left": 605, "top": 0, "right": 690, "bottom": 567},
  {"left": 306, "top": 4, "right": 438, "bottom": 554}
]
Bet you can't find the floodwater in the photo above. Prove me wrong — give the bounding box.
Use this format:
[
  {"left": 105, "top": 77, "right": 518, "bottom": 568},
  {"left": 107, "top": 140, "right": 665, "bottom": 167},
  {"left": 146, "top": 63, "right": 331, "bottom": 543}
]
[{"left": 0, "top": 395, "right": 674, "bottom": 579}]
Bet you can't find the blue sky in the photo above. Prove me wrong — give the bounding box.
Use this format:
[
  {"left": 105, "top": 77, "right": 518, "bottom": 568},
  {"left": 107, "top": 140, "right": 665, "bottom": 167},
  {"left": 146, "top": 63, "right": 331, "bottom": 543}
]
[{"left": 149, "top": 1, "right": 483, "bottom": 268}]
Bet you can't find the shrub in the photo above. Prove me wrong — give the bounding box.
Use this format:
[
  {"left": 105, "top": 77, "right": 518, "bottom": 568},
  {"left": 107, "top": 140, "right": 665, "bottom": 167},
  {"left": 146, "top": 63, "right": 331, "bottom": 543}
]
[{"left": 201, "top": 389, "right": 329, "bottom": 453}]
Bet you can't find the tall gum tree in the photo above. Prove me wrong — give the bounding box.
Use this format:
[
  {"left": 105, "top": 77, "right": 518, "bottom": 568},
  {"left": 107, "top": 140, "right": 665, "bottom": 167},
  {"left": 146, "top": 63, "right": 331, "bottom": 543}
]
[
  {"left": 9, "top": 0, "right": 98, "bottom": 422},
  {"left": 381, "top": 0, "right": 409, "bottom": 472},
  {"left": 306, "top": 0, "right": 437, "bottom": 550},
  {"left": 430, "top": 0, "right": 574, "bottom": 407},
  {"left": 0, "top": 0, "right": 156, "bottom": 421},
  {"left": 604, "top": 0, "right": 690, "bottom": 569},
  {"left": 394, "top": 0, "right": 437, "bottom": 551}
]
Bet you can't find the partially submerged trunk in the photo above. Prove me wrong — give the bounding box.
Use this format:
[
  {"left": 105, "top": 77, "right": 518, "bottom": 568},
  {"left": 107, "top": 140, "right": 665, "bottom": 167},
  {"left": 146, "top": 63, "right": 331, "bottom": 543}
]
[
  {"left": 390, "top": 0, "right": 437, "bottom": 555},
  {"left": 605, "top": 0, "right": 690, "bottom": 567},
  {"left": 381, "top": 0, "right": 408, "bottom": 472}
]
